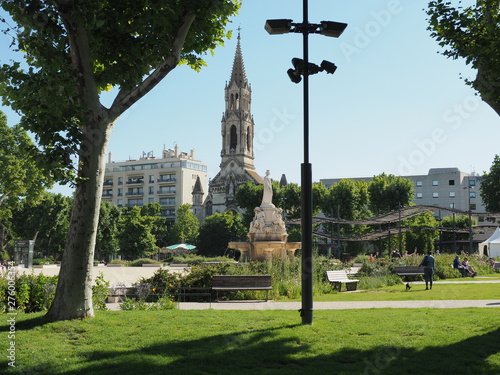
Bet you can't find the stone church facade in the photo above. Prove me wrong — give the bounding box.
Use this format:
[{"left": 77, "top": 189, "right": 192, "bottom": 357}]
[{"left": 192, "top": 34, "right": 263, "bottom": 220}]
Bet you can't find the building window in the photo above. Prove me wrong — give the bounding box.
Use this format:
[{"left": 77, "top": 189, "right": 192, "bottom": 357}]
[
  {"left": 470, "top": 203, "right": 477, "bottom": 210},
  {"left": 118, "top": 177, "right": 123, "bottom": 185},
  {"left": 148, "top": 198, "right": 154, "bottom": 204},
  {"left": 416, "top": 181, "right": 423, "bottom": 187},
  {"left": 449, "top": 192, "right": 456, "bottom": 198},
  {"left": 433, "top": 192, "right": 439, "bottom": 198},
  {"left": 432, "top": 180, "right": 439, "bottom": 186},
  {"left": 470, "top": 191, "right": 476, "bottom": 198},
  {"left": 230, "top": 125, "right": 237, "bottom": 150},
  {"left": 449, "top": 180, "right": 455, "bottom": 186},
  {"left": 469, "top": 179, "right": 476, "bottom": 186},
  {"left": 416, "top": 193, "right": 423, "bottom": 199},
  {"left": 149, "top": 186, "right": 154, "bottom": 194},
  {"left": 149, "top": 175, "right": 155, "bottom": 183}
]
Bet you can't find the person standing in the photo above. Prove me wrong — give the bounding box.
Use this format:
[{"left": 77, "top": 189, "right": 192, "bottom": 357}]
[{"left": 419, "top": 251, "right": 435, "bottom": 290}]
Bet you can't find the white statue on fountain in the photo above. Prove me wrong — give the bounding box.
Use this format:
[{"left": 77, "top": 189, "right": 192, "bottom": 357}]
[{"left": 261, "top": 169, "right": 274, "bottom": 207}]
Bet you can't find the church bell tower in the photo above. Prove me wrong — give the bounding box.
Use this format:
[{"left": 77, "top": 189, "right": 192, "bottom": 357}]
[{"left": 203, "top": 31, "right": 263, "bottom": 218}]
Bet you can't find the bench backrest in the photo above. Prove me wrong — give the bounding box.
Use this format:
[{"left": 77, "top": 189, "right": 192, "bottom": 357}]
[
  {"left": 212, "top": 275, "right": 272, "bottom": 288},
  {"left": 326, "top": 270, "right": 350, "bottom": 281},
  {"left": 394, "top": 266, "right": 422, "bottom": 273}
]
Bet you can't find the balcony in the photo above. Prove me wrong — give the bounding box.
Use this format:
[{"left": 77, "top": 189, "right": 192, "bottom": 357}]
[{"left": 126, "top": 178, "right": 144, "bottom": 185}]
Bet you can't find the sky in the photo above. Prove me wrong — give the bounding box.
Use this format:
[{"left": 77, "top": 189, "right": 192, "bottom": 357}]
[{"left": 1, "top": 0, "right": 499, "bottom": 197}]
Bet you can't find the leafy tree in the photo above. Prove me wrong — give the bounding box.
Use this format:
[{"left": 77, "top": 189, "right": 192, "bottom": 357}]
[
  {"left": 197, "top": 212, "right": 246, "bottom": 256},
  {"left": 0, "top": 111, "right": 53, "bottom": 254},
  {"left": 427, "top": 0, "right": 500, "bottom": 116},
  {"left": 94, "top": 201, "right": 121, "bottom": 261},
  {"left": 10, "top": 192, "right": 72, "bottom": 260},
  {"left": 368, "top": 173, "right": 415, "bottom": 214},
  {"left": 403, "top": 212, "right": 439, "bottom": 254},
  {"left": 480, "top": 155, "right": 500, "bottom": 212},
  {"left": 234, "top": 181, "right": 264, "bottom": 225},
  {"left": 169, "top": 204, "right": 199, "bottom": 245},
  {"left": 441, "top": 214, "right": 476, "bottom": 243},
  {"left": 141, "top": 203, "right": 168, "bottom": 249},
  {"left": 118, "top": 206, "right": 157, "bottom": 259},
  {"left": 0, "top": 0, "right": 240, "bottom": 320}
]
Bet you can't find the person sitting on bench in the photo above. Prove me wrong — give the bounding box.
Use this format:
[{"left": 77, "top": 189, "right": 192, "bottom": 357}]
[
  {"left": 453, "top": 255, "right": 467, "bottom": 277},
  {"left": 462, "top": 257, "right": 477, "bottom": 277}
]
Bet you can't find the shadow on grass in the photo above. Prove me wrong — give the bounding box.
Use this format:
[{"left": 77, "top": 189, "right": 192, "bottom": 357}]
[
  {"left": 11, "top": 315, "right": 500, "bottom": 375},
  {"left": 0, "top": 313, "right": 51, "bottom": 332}
]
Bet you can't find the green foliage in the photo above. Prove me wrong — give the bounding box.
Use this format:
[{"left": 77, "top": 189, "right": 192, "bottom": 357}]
[
  {"left": 10, "top": 192, "right": 72, "bottom": 260},
  {"left": 427, "top": 0, "right": 500, "bottom": 116},
  {"left": 480, "top": 155, "right": 500, "bottom": 212},
  {"left": 197, "top": 212, "right": 246, "bottom": 256},
  {"left": 95, "top": 201, "right": 122, "bottom": 261},
  {"left": 0, "top": 273, "right": 57, "bottom": 313},
  {"left": 129, "top": 258, "right": 161, "bottom": 266},
  {"left": 368, "top": 173, "right": 415, "bottom": 214},
  {"left": 92, "top": 273, "right": 109, "bottom": 310},
  {"left": 169, "top": 204, "right": 199, "bottom": 245},
  {"left": 118, "top": 206, "right": 158, "bottom": 259}
]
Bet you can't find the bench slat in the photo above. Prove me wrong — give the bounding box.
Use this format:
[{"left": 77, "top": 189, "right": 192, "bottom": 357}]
[
  {"left": 326, "top": 270, "right": 359, "bottom": 292},
  {"left": 212, "top": 275, "right": 272, "bottom": 300}
]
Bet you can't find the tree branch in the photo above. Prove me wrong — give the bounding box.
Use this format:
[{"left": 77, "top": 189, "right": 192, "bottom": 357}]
[
  {"left": 111, "top": 13, "right": 197, "bottom": 116},
  {"left": 57, "top": 4, "right": 106, "bottom": 120}
]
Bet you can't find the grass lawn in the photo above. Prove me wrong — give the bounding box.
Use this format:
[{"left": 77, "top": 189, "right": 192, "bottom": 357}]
[
  {"left": 311, "top": 282, "right": 500, "bottom": 302},
  {"left": 2, "top": 308, "right": 500, "bottom": 375}
]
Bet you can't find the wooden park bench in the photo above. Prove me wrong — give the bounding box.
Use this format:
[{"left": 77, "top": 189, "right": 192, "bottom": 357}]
[
  {"left": 394, "top": 266, "right": 425, "bottom": 289},
  {"left": 211, "top": 275, "right": 272, "bottom": 301},
  {"left": 326, "top": 270, "right": 359, "bottom": 292}
]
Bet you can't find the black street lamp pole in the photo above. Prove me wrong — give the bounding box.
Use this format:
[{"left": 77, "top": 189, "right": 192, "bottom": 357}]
[
  {"left": 265, "top": 2, "right": 347, "bottom": 325},
  {"left": 300, "top": 0, "right": 313, "bottom": 325}
]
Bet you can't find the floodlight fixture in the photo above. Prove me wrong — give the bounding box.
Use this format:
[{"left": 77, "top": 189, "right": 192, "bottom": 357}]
[
  {"left": 265, "top": 19, "right": 293, "bottom": 34},
  {"left": 320, "top": 60, "right": 337, "bottom": 74},
  {"left": 319, "top": 21, "right": 348, "bottom": 38},
  {"left": 287, "top": 68, "right": 302, "bottom": 84}
]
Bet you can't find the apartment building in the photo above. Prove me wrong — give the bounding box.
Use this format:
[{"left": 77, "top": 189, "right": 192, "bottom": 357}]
[{"left": 102, "top": 146, "right": 208, "bottom": 221}]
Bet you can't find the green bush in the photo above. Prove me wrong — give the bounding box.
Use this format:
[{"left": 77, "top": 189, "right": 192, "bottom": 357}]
[
  {"left": 0, "top": 273, "right": 57, "bottom": 313},
  {"left": 109, "top": 259, "right": 130, "bottom": 265},
  {"left": 92, "top": 273, "right": 110, "bottom": 310},
  {"left": 129, "top": 258, "right": 160, "bottom": 266}
]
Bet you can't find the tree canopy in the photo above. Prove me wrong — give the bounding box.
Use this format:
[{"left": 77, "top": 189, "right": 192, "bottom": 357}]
[
  {"left": 480, "top": 154, "right": 500, "bottom": 212},
  {"left": 1, "top": 0, "right": 240, "bottom": 320},
  {"left": 427, "top": 0, "right": 500, "bottom": 116}
]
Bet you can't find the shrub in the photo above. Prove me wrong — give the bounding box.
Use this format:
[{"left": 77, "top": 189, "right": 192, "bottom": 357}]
[
  {"left": 109, "top": 259, "right": 130, "bottom": 265},
  {"left": 129, "top": 258, "right": 160, "bottom": 266},
  {"left": 0, "top": 273, "right": 57, "bottom": 313},
  {"left": 92, "top": 273, "right": 110, "bottom": 310}
]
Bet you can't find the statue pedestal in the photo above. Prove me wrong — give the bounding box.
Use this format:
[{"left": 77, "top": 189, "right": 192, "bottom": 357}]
[{"left": 228, "top": 202, "right": 301, "bottom": 262}]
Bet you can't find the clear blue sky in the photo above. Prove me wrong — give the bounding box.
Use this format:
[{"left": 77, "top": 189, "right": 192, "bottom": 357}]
[{"left": 1, "top": 0, "right": 499, "bottom": 197}]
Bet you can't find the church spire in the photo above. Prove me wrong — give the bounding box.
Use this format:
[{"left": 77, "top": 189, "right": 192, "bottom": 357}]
[{"left": 229, "top": 27, "right": 248, "bottom": 88}]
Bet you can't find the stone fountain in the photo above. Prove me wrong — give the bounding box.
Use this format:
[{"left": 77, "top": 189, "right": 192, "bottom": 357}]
[{"left": 228, "top": 170, "right": 301, "bottom": 261}]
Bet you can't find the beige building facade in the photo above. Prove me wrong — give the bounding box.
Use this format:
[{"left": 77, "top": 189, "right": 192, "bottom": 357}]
[{"left": 102, "top": 146, "right": 208, "bottom": 221}]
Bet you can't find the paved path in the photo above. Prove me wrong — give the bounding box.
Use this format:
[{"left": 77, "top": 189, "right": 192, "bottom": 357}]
[{"left": 105, "top": 299, "right": 500, "bottom": 311}]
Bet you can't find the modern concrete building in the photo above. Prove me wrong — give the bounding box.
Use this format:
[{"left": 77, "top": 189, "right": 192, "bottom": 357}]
[
  {"left": 321, "top": 168, "right": 485, "bottom": 217},
  {"left": 102, "top": 146, "right": 208, "bottom": 221}
]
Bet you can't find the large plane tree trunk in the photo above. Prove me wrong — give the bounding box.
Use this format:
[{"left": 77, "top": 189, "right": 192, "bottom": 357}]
[{"left": 47, "top": 117, "right": 114, "bottom": 321}]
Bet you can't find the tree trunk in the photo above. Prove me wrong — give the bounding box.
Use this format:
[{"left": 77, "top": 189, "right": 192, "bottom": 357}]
[{"left": 46, "top": 118, "right": 114, "bottom": 321}]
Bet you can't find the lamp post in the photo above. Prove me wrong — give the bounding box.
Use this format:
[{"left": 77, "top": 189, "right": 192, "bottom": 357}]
[
  {"left": 463, "top": 181, "right": 474, "bottom": 254},
  {"left": 265, "top": 3, "right": 347, "bottom": 325}
]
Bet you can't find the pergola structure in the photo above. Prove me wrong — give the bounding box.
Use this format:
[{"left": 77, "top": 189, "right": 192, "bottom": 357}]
[{"left": 287, "top": 205, "right": 500, "bottom": 242}]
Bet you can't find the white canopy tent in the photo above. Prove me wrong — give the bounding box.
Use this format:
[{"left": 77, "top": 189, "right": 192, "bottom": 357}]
[{"left": 478, "top": 227, "right": 500, "bottom": 258}]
